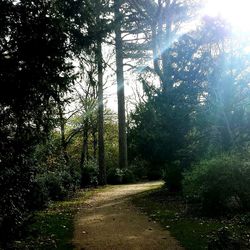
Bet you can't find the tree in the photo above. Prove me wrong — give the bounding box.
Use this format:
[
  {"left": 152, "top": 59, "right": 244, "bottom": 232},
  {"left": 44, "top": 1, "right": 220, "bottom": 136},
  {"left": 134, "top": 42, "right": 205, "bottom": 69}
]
[
  {"left": 77, "top": 0, "right": 112, "bottom": 184},
  {"left": 199, "top": 18, "right": 250, "bottom": 154},
  {"left": 0, "top": 0, "right": 86, "bottom": 244},
  {"left": 111, "top": 1, "right": 200, "bottom": 173},
  {"left": 127, "top": 17, "right": 227, "bottom": 187},
  {"left": 128, "top": 15, "right": 250, "bottom": 190},
  {"left": 97, "top": 37, "right": 107, "bottom": 184},
  {"left": 120, "top": 0, "right": 200, "bottom": 89},
  {"left": 114, "top": 0, "right": 128, "bottom": 169}
]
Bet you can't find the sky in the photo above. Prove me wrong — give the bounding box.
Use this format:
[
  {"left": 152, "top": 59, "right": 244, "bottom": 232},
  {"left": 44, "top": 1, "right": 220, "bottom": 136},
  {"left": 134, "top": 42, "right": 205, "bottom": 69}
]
[{"left": 74, "top": 0, "right": 250, "bottom": 114}]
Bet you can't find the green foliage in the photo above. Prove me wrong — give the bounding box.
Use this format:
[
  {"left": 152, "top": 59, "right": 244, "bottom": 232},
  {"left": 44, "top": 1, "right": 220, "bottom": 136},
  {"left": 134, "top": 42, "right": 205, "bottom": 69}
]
[
  {"left": 29, "top": 168, "right": 78, "bottom": 210},
  {"left": 128, "top": 17, "right": 250, "bottom": 196},
  {"left": 241, "top": 213, "right": 250, "bottom": 227},
  {"left": 0, "top": 0, "right": 86, "bottom": 243},
  {"left": 0, "top": 156, "right": 34, "bottom": 244},
  {"left": 65, "top": 113, "right": 119, "bottom": 185},
  {"left": 105, "top": 122, "right": 119, "bottom": 170},
  {"left": 128, "top": 91, "right": 190, "bottom": 181},
  {"left": 208, "top": 227, "right": 249, "bottom": 250},
  {"left": 107, "top": 168, "right": 124, "bottom": 184},
  {"left": 122, "top": 168, "right": 136, "bottom": 184},
  {"left": 30, "top": 175, "right": 50, "bottom": 210},
  {"left": 43, "top": 172, "right": 70, "bottom": 201},
  {"left": 163, "top": 161, "right": 183, "bottom": 192},
  {"left": 81, "top": 160, "right": 99, "bottom": 187},
  {"left": 107, "top": 168, "right": 136, "bottom": 184},
  {"left": 1, "top": 0, "right": 250, "bottom": 247},
  {"left": 29, "top": 137, "right": 80, "bottom": 209},
  {"left": 128, "top": 89, "right": 194, "bottom": 165},
  {"left": 12, "top": 189, "right": 97, "bottom": 250},
  {"left": 183, "top": 154, "right": 250, "bottom": 215},
  {"left": 128, "top": 29, "right": 210, "bottom": 182},
  {"left": 128, "top": 160, "right": 148, "bottom": 181},
  {"left": 132, "top": 188, "right": 223, "bottom": 250},
  {"left": 146, "top": 165, "right": 163, "bottom": 181}
]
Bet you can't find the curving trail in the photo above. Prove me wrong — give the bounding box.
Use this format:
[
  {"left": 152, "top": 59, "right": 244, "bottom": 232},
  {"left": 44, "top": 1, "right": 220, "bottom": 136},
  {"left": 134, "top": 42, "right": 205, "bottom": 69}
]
[{"left": 73, "top": 181, "right": 183, "bottom": 250}]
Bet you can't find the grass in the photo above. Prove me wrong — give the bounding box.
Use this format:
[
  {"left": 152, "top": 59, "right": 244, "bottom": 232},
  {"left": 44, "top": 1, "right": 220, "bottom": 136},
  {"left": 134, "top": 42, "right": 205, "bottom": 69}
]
[
  {"left": 132, "top": 187, "right": 250, "bottom": 250},
  {"left": 13, "top": 184, "right": 250, "bottom": 249},
  {"left": 14, "top": 189, "right": 96, "bottom": 250}
]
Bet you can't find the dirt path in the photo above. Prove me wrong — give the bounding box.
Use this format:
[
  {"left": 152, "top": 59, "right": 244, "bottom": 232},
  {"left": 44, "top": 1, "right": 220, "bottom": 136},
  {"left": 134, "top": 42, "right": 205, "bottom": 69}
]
[{"left": 73, "top": 182, "right": 183, "bottom": 250}]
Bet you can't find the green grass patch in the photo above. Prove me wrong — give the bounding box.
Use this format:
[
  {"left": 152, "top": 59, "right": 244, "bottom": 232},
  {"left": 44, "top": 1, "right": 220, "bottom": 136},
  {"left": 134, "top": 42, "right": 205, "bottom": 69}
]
[
  {"left": 14, "top": 189, "right": 96, "bottom": 250},
  {"left": 132, "top": 188, "right": 250, "bottom": 250}
]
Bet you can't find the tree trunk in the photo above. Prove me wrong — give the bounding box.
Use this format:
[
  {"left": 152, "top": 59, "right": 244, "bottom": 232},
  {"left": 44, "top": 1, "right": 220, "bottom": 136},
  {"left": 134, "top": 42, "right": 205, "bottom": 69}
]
[
  {"left": 58, "top": 102, "right": 69, "bottom": 165},
  {"left": 97, "top": 37, "right": 107, "bottom": 185},
  {"left": 114, "top": 0, "right": 128, "bottom": 169},
  {"left": 92, "top": 129, "right": 98, "bottom": 160},
  {"left": 80, "top": 121, "right": 89, "bottom": 187}
]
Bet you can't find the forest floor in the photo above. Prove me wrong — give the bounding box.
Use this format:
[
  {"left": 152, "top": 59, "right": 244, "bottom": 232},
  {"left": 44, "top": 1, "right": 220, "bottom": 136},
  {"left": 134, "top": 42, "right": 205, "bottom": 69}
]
[
  {"left": 13, "top": 182, "right": 250, "bottom": 250},
  {"left": 132, "top": 187, "right": 250, "bottom": 250},
  {"left": 73, "top": 181, "right": 183, "bottom": 250}
]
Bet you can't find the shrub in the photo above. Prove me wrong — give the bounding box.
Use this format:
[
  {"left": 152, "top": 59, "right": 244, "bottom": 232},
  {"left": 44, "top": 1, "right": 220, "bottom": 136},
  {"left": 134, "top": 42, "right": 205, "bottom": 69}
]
[
  {"left": 208, "top": 227, "right": 247, "bottom": 250},
  {"left": 29, "top": 168, "right": 77, "bottom": 209},
  {"left": 163, "top": 161, "right": 183, "bottom": 192},
  {"left": 81, "top": 160, "right": 99, "bottom": 187},
  {"left": 29, "top": 175, "right": 49, "bottom": 210},
  {"left": 147, "top": 166, "right": 163, "bottom": 181},
  {"left": 39, "top": 171, "right": 68, "bottom": 201},
  {"left": 107, "top": 168, "right": 124, "bottom": 184},
  {"left": 129, "top": 159, "right": 148, "bottom": 181},
  {"left": 47, "top": 171, "right": 71, "bottom": 200},
  {"left": 107, "top": 168, "right": 136, "bottom": 184},
  {"left": 0, "top": 157, "right": 35, "bottom": 246},
  {"left": 241, "top": 212, "right": 250, "bottom": 226},
  {"left": 183, "top": 154, "right": 250, "bottom": 215},
  {"left": 128, "top": 158, "right": 163, "bottom": 181},
  {"left": 122, "top": 168, "right": 136, "bottom": 184}
]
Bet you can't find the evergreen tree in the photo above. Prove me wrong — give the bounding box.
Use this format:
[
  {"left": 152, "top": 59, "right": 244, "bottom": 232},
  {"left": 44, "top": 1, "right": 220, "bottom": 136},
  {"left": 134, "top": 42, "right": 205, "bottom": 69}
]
[
  {"left": 114, "top": 0, "right": 128, "bottom": 169},
  {"left": 0, "top": 0, "right": 86, "bottom": 243}
]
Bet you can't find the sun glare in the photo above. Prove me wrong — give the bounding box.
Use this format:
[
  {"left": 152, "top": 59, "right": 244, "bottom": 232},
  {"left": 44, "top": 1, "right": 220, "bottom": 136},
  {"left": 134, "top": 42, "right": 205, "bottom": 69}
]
[{"left": 202, "top": 0, "right": 250, "bottom": 32}]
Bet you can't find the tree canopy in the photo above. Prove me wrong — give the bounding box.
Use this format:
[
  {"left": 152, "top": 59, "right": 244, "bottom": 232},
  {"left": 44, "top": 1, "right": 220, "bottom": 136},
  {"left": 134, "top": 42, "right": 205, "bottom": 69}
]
[{"left": 1, "top": 0, "right": 250, "bottom": 247}]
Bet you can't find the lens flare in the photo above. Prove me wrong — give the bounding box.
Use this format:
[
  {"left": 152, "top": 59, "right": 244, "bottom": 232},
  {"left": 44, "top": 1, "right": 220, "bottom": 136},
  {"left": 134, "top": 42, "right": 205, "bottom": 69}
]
[{"left": 202, "top": 0, "right": 250, "bottom": 32}]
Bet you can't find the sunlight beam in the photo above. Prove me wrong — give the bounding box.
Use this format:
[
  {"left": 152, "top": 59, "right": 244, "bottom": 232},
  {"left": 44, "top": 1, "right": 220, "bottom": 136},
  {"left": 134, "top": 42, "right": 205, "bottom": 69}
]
[{"left": 201, "top": 0, "right": 250, "bottom": 32}]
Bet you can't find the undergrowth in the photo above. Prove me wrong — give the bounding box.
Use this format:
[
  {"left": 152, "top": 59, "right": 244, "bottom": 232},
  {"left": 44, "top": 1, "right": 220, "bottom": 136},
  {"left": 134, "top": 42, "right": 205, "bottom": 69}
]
[
  {"left": 132, "top": 188, "right": 250, "bottom": 250},
  {"left": 12, "top": 189, "right": 95, "bottom": 250}
]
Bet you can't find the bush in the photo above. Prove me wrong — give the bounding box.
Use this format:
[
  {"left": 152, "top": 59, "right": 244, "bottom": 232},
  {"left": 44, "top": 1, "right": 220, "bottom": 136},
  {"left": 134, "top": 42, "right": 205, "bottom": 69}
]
[
  {"left": 163, "top": 161, "right": 183, "bottom": 192},
  {"left": 81, "top": 160, "right": 99, "bottom": 187},
  {"left": 183, "top": 154, "right": 250, "bottom": 215},
  {"left": 36, "top": 171, "right": 69, "bottom": 201},
  {"left": 0, "top": 157, "right": 34, "bottom": 246},
  {"left": 208, "top": 227, "right": 247, "bottom": 250},
  {"left": 122, "top": 168, "right": 136, "bottom": 184},
  {"left": 129, "top": 160, "right": 148, "bottom": 181},
  {"left": 147, "top": 165, "right": 163, "bottom": 181},
  {"left": 29, "top": 176, "right": 50, "bottom": 210},
  {"left": 107, "top": 168, "right": 136, "bottom": 184},
  {"left": 107, "top": 168, "right": 124, "bottom": 184},
  {"left": 29, "top": 168, "right": 77, "bottom": 209},
  {"left": 128, "top": 158, "right": 163, "bottom": 181},
  {"left": 45, "top": 171, "right": 69, "bottom": 200}
]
